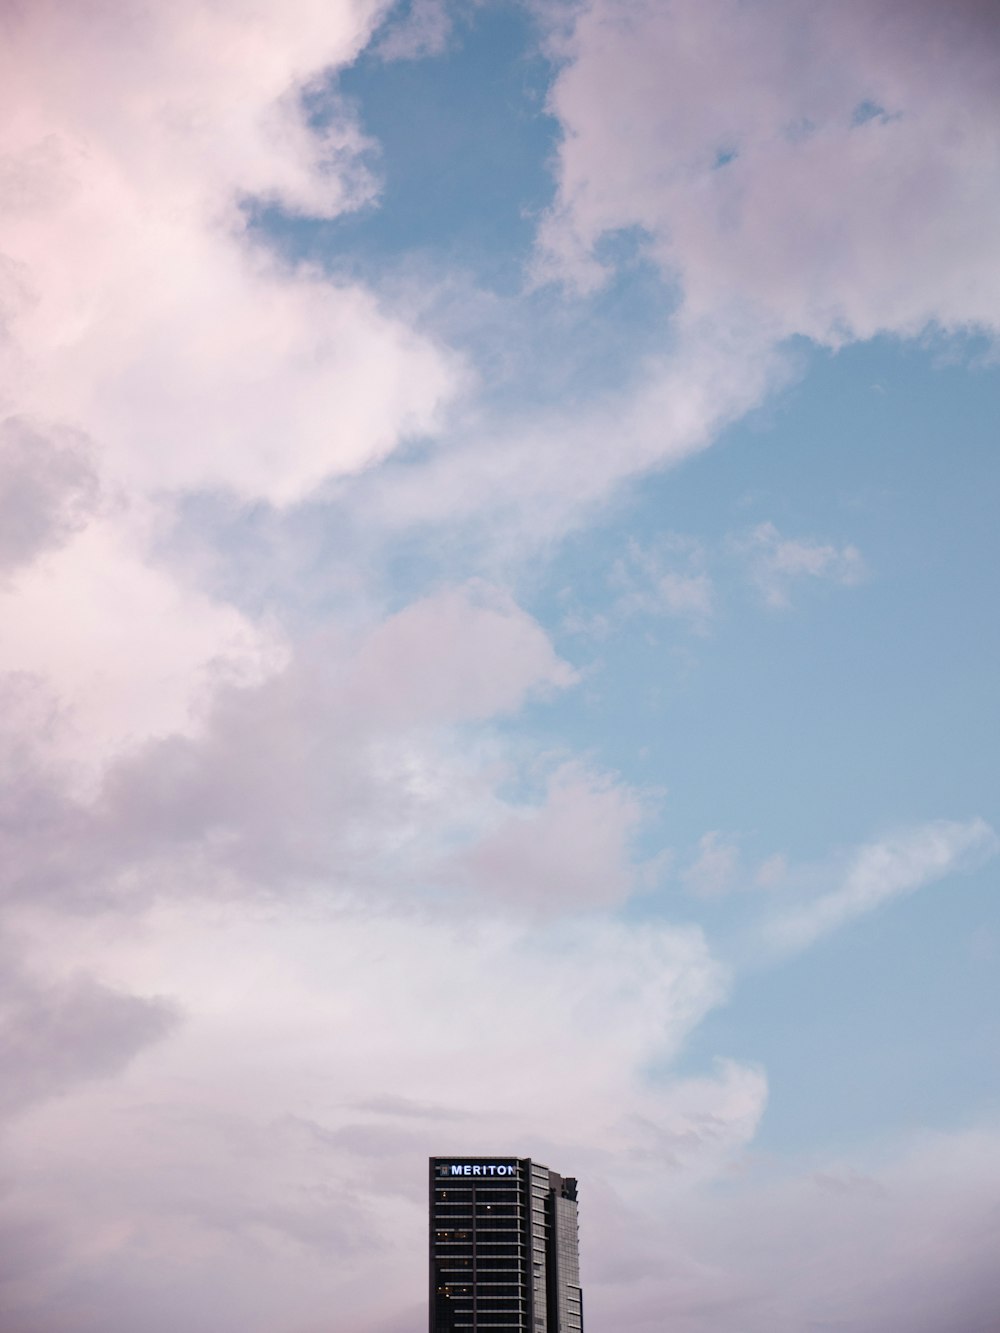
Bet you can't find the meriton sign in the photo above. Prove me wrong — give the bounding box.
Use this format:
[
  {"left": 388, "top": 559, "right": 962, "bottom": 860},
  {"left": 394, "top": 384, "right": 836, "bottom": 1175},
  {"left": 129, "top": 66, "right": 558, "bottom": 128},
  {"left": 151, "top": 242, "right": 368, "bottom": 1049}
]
[{"left": 444, "top": 1163, "right": 517, "bottom": 1176}]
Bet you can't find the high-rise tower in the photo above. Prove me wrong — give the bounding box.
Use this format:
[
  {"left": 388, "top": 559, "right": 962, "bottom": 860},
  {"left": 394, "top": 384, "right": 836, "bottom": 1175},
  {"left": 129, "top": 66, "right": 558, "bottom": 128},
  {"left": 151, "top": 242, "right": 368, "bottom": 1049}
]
[{"left": 429, "top": 1156, "right": 584, "bottom": 1332}]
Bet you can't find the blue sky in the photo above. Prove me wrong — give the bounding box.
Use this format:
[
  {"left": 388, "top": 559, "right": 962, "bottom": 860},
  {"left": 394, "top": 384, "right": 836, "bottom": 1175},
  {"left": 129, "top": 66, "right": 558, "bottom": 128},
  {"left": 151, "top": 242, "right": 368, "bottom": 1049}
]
[{"left": 0, "top": 1, "right": 998, "bottom": 1331}]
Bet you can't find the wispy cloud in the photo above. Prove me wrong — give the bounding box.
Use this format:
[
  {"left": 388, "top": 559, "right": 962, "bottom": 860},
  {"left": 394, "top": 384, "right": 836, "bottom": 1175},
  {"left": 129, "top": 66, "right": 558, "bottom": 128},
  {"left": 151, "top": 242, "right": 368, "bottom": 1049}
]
[
  {"left": 763, "top": 818, "right": 999, "bottom": 954},
  {"left": 736, "top": 520, "right": 866, "bottom": 607},
  {"left": 611, "top": 537, "right": 715, "bottom": 630},
  {"left": 682, "top": 831, "right": 741, "bottom": 898},
  {"left": 375, "top": 0, "right": 456, "bottom": 62}
]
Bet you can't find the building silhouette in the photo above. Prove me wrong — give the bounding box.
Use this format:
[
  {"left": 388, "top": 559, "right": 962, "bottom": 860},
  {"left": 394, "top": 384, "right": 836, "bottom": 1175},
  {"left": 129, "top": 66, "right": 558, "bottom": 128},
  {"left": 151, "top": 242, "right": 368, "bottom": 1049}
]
[{"left": 429, "top": 1156, "right": 583, "bottom": 1332}]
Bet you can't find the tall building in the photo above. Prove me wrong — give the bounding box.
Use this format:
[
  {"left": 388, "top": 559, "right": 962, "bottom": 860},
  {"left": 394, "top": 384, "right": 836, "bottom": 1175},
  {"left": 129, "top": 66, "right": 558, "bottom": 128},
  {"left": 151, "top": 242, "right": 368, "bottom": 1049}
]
[{"left": 429, "top": 1156, "right": 584, "bottom": 1333}]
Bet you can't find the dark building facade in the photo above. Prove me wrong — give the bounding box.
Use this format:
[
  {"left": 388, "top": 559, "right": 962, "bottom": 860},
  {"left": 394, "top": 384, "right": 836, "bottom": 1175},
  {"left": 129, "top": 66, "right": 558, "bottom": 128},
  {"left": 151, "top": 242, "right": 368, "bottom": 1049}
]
[{"left": 429, "top": 1156, "right": 583, "bottom": 1333}]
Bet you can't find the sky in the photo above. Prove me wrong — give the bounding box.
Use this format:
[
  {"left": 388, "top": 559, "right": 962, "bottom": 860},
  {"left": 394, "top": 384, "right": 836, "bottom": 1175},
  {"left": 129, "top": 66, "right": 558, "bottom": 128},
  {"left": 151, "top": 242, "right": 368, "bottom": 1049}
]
[{"left": 0, "top": 0, "right": 998, "bottom": 1330}]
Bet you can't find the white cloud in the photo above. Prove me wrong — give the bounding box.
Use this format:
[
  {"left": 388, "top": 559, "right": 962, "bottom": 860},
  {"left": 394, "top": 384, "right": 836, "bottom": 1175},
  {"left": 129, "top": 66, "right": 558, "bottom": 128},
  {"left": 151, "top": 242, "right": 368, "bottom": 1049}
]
[
  {"left": 0, "top": 513, "right": 287, "bottom": 775},
  {"left": 737, "top": 520, "right": 866, "bottom": 607},
  {"left": 682, "top": 831, "right": 741, "bottom": 899},
  {"left": 655, "top": 570, "right": 714, "bottom": 622},
  {"left": 353, "top": 330, "right": 790, "bottom": 563},
  {"left": 753, "top": 852, "right": 788, "bottom": 890},
  {"left": 764, "top": 818, "right": 999, "bottom": 953},
  {"left": 376, "top": 0, "right": 456, "bottom": 62},
  {"left": 611, "top": 538, "right": 714, "bottom": 629}
]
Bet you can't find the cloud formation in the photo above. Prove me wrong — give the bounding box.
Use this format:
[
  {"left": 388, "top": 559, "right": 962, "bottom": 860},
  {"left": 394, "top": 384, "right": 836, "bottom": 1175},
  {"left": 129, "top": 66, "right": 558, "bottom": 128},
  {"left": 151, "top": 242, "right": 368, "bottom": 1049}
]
[
  {"left": 0, "top": 419, "right": 99, "bottom": 576},
  {"left": 765, "top": 818, "right": 998, "bottom": 953},
  {"left": 585, "top": 1123, "right": 1000, "bottom": 1333},
  {"left": 0, "top": 950, "right": 177, "bottom": 1120},
  {"left": 0, "top": 899, "right": 736, "bottom": 1333},
  {"left": 0, "top": 2, "right": 996, "bottom": 1331},
  {"left": 1, "top": 0, "right": 462, "bottom": 504},
  {"left": 541, "top": 0, "right": 1000, "bottom": 344},
  {"left": 737, "top": 520, "right": 866, "bottom": 607},
  {"left": 682, "top": 831, "right": 741, "bottom": 899}
]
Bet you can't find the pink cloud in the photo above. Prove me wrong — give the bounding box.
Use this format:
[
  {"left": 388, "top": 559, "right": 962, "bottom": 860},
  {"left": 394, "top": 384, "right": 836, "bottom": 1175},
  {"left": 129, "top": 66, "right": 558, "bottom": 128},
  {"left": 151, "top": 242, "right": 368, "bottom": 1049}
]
[
  {"left": 540, "top": 0, "right": 1000, "bottom": 344},
  {"left": 340, "top": 583, "right": 576, "bottom": 727},
  {"left": 0, "top": 0, "right": 463, "bottom": 782},
  {"left": 0, "top": 0, "right": 461, "bottom": 506},
  {"left": 0, "top": 583, "right": 602, "bottom": 915},
  {"left": 582, "top": 1124, "right": 1000, "bottom": 1333},
  {"left": 448, "top": 761, "right": 649, "bottom": 911},
  {"left": 0, "top": 900, "right": 732, "bottom": 1331}
]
